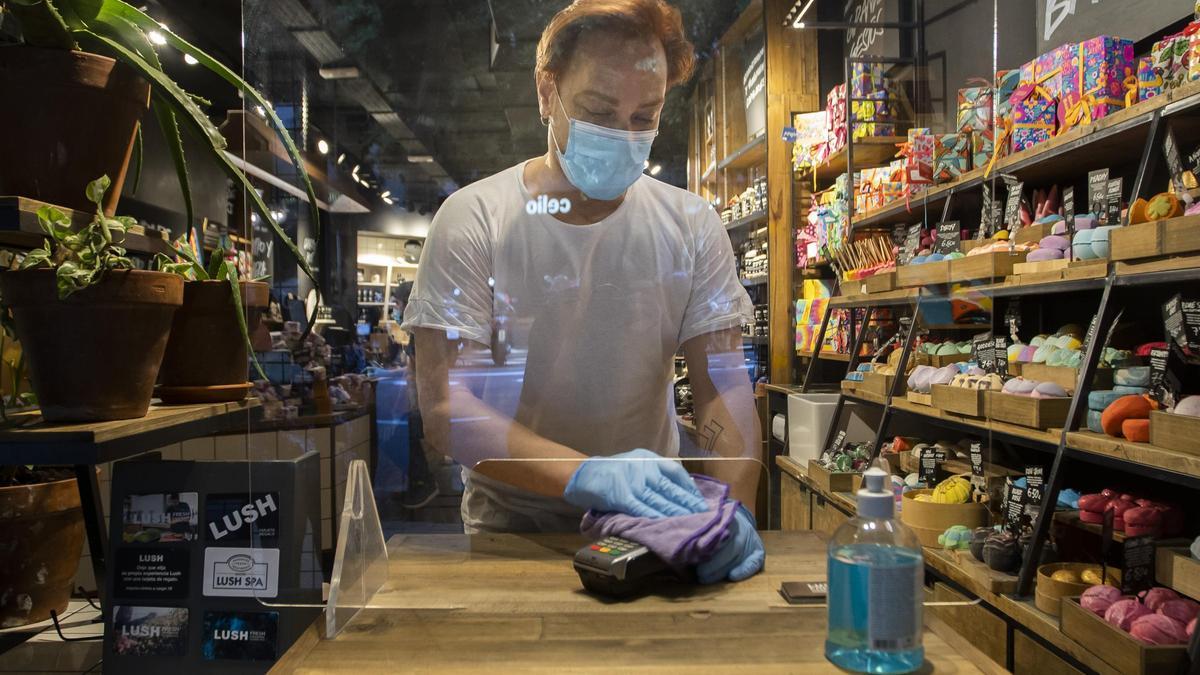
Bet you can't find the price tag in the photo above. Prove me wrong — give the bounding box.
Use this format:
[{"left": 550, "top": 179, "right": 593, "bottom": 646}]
[
  {"left": 1063, "top": 185, "right": 1075, "bottom": 233},
  {"left": 898, "top": 224, "right": 922, "bottom": 265},
  {"left": 1004, "top": 483, "right": 1027, "bottom": 534},
  {"left": 824, "top": 429, "right": 847, "bottom": 463},
  {"left": 979, "top": 182, "right": 993, "bottom": 239},
  {"left": 1088, "top": 169, "right": 1109, "bottom": 222},
  {"left": 1164, "top": 125, "right": 1186, "bottom": 196},
  {"left": 993, "top": 336, "right": 1009, "bottom": 377},
  {"left": 1187, "top": 144, "right": 1200, "bottom": 175},
  {"left": 1023, "top": 466, "right": 1045, "bottom": 515},
  {"left": 973, "top": 331, "right": 995, "bottom": 372},
  {"left": 920, "top": 448, "right": 945, "bottom": 486},
  {"left": 933, "top": 221, "right": 961, "bottom": 255},
  {"left": 1122, "top": 536, "right": 1157, "bottom": 595},
  {"left": 1004, "top": 182, "right": 1023, "bottom": 230},
  {"left": 969, "top": 442, "right": 985, "bottom": 489},
  {"left": 1163, "top": 293, "right": 1200, "bottom": 357},
  {"left": 1106, "top": 178, "right": 1123, "bottom": 228},
  {"left": 782, "top": 126, "right": 798, "bottom": 143}
]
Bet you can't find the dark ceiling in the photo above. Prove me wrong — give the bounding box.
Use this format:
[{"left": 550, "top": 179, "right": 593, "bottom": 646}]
[{"left": 158, "top": 0, "right": 748, "bottom": 208}]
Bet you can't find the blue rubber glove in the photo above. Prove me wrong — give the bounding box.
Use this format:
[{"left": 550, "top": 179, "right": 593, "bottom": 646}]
[
  {"left": 696, "top": 504, "right": 764, "bottom": 584},
  {"left": 563, "top": 449, "right": 709, "bottom": 518}
]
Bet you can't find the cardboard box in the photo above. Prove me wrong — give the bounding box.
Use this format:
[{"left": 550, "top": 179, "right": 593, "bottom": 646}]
[
  {"left": 1061, "top": 597, "right": 1186, "bottom": 675},
  {"left": 932, "top": 384, "right": 986, "bottom": 418},
  {"left": 1010, "top": 90, "right": 1057, "bottom": 153},
  {"left": 807, "top": 459, "right": 862, "bottom": 494},
  {"left": 956, "top": 86, "right": 993, "bottom": 134},
  {"left": 971, "top": 129, "right": 994, "bottom": 173},
  {"left": 1150, "top": 410, "right": 1200, "bottom": 456},
  {"left": 986, "top": 391, "right": 1070, "bottom": 429},
  {"left": 899, "top": 489, "right": 990, "bottom": 548}
]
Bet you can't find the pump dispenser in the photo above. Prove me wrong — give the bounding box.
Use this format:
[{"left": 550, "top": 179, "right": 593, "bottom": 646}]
[{"left": 825, "top": 458, "right": 925, "bottom": 673}]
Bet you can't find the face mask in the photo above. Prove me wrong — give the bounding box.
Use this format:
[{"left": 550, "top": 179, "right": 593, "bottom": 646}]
[{"left": 550, "top": 86, "right": 657, "bottom": 201}]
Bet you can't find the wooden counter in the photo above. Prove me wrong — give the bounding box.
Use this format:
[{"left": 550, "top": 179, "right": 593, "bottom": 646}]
[{"left": 273, "top": 532, "right": 992, "bottom": 673}]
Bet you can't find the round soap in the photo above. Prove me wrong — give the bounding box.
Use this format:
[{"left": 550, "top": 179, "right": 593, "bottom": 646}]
[
  {"left": 1073, "top": 241, "right": 1098, "bottom": 260},
  {"left": 1019, "top": 345, "right": 1038, "bottom": 362},
  {"left": 936, "top": 342, "right": 960, "bottom": 356},
  {"left": 1113, "top": 385, "right": 1149, "bottom": 396},
  {"left": 1087, "top": 409, "right": 1104, "bottom": 433},
  {"left": 944, "top": 251, "right": 965, "bottom": 260},
  {"left": 1026, "top": 247, "right": 1065, "bottom": 262},
  {"left": 927, "top": 252, "right": 945, "bottom": 262},
  {"left": 1091, "top": 225, "right": 1114, "bottom": 258},
  {"left": 1030, "top": 335, "right": 1047, "bottom": 347},
  {"left": 1175, "top": 395, "right": 1200, "bottom": 417},
  {"left": 1087, "top": 390, "right": 1121, "bottom": 411},
  {"left": 1040, "top": 234, "right": 1071, "bottom": 251},
  {"left": 1032, "top": 381, "right": 1069, "bottom": 398},
  {"left": 1032, "top": 345, "right": 1057, "bottom": 364},
  {"left": 1074, "top": 228, "right": 1095, "bottom": 244},
  {"left": 1115, "top": 366, "right": 1151, "bottom": 387}
]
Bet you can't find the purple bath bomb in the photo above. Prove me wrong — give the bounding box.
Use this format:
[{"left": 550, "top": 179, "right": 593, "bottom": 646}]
[
  {"left": 1027, "top": 248, "right": 1066, "bottom": 262},
  {"left": 1032, "top": 381, "right": 1070, "bottom": 398}
]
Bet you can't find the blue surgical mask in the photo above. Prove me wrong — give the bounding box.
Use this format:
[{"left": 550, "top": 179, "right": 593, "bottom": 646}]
[{"left": 550, "top": 86, "right": 657, "bottom": 201}]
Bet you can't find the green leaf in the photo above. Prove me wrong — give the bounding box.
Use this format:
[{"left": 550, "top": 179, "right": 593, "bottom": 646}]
[
  {"left": 20, "top": 248, "right": 51, "bottom": 269},
  {"left": 84, "top": 175, "right": 110, "bottom": 207},
  {"left": 222, "top": 263, "right": 267, "bottom": 382},
  {"left": 5, "top": 0, "right": 76, "bottom": 49},
  {"left": 129, "top": 123, "right": 143, "bottom": 196},
  {"left": 36, "top": 205, "right": 71, "bottom": 240},
  {"left": 151, "top": 94, "right": 193, "bottom": 233}
]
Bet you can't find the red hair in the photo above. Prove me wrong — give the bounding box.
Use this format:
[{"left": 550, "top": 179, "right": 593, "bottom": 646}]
[{"left": 536, "top": 0, "right": 696, "bottom": 88}]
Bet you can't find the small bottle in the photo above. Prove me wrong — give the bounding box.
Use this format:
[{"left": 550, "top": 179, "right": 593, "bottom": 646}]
[{"left": 826, "top": 460, "right": 924, "bottom": 673}]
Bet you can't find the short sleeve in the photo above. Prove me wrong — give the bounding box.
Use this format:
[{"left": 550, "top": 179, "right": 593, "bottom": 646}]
[
  {"left": 678, "top": 205, "right": 754, "bottom": 345},
  {"left": 400, "top": 194, "right": 494, "bottom": 344}
]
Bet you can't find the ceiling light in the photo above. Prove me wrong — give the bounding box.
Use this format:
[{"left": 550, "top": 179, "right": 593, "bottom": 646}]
[
  {"left": 317, "top": 139, "right": 329, "bottom": 155},
  {"left": 380, "top": 190, "right": 391, "bottom": 199},
  {"left": 318, "top": 66, "right": 361, "bottom": 80},
  {"left": 408, "top": 154, "right": 435, "bottom": 163},
  {"left": 337, "top": 153, "right": 346, "bottom": 165},
  {"left": 382, "top": 196, "right": 394, "bottom": 205},
  {"left": 351, "top": 164, "right": 360, "bottom": 178},
  {"left": 791, "top": 0, "right": 815, "bottom": 28},
  {"left": 643, "top": 160, "right": 650, "bottom": 169},
  {"left": 183, "top": 54, "right": 198, "bottom": 65},
  {"left": 650, "top": 164, "right": 662, "bottom": 176},
  {"left": 148, "top": 31, "right": 167, "bottom": 46}
]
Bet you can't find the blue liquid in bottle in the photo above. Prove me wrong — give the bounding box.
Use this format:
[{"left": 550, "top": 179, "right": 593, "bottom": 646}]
[{"left": 825, "top": 464, "right": 924, "bottom": 674}]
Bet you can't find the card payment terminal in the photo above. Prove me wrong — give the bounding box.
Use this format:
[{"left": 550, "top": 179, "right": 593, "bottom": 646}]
[{"left": 574, "top": 535, "right": 671, "bottom": 598}]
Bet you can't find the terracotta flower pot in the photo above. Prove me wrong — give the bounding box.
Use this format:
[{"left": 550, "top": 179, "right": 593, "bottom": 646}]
[
  {"left": 0, "top": 48, "right": 151, "bottom": 216},
  {"left": 0, "top": 269, "right": 183, "bottom": 422},
  {"left": 157, "top": 281, "right": 270, "bottom": 403},
  {"left": 0, "top": 475, "right": 85, "bottom": 628}
]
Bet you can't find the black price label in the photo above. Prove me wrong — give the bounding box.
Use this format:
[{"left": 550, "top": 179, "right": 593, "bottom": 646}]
[
  {"left": 969, "top": 442, "right": 985, "bottom": 489},
  {"left": 1063, "top": 185, "right": 1075, "bottom": 232},
  {"left": 1165, "top": 126, "right": 1185, "bottom": 194},
  {"left": 1187, "top": 144, "right": 1200, "bottom": 175},
  {"left": 1106, "top": 178, "right": 1123, "bottom": 227},
  {"left": 920, "top": 448, "right": 946, "bottom": 485},
  {"left": 1023, "top": 466, "right": 1045, "bottom": 515},
  {"left": 979, "top": 182, "right": 993, "bottom": 238},
  {"left": 1163, "top": 295, "right": 1200, "bottom": 358},
  {"left": 899, "top": 224, "right": 922, "bottom": 265},
  {"left": 1149, "top": 347, "right": 1170, "bottom": 405},
  {"left": 1122, "top": 536, "right": 1157, "bottom": 595},
  {"left": 1004, "top": 182, "right": 1024, "bottom": 229},
  {"left": 993, "top": 336, "right": 1009, "bottom": 377},
  {"left": 825, "top": 429, "right": 847, "bottom": 462},
  {"left": 1088, "top": 169, "right": 1109, "bottom": 222},
  {"left": 973, "top": 331, "right": 995, "bottom": 373},
  {"left": 1005, "top": 483, "right": 1027, "bottom": 534},
  {"left": 933, "top": 221, "right": 961, "bottom": 255}
]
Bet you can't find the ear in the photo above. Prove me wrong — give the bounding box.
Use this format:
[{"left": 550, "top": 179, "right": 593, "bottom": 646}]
[{"left": 536, "top": 71, "right": 556, "bottom": 121}]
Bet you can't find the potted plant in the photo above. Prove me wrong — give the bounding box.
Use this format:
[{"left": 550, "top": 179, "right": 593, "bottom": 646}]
[
  {"left": 154, "top": 242, "right": 270, "bottom": 404},
  {"left": 0, "top": 176, "right": 183, "bottom": 422},
  {"left": 0, "top": 0, "right": 319, "bottom": 314},
  {"left": 0, "top": 465, "right": 85, "bottom": 628}
]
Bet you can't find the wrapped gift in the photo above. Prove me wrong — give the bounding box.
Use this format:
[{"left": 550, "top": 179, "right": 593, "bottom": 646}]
[
  {"left": 850, "top": 62, "right": 888, "bottom": 100},
  {"left": 1020, "top": 44, "right": 1073, "bottom": 101},
  {"left": 900, "top": 127, "right": 934, "bottom": 186},
  {"left": 1156, "top": 32, "right": 1192, "bottom": 90},
  {"left": 956, "top": 86, "right": 994, "bottom": 134},
  {"left": 1009, "top": 82, "right": 1057, "bottom": 153},
  {"left": 933, "top": 133, "right": 971, "bottom": 184},
  {"left": 1189, "top": 24, "right": 1200, "bottom": 81},
  {"left": 1060, "top": 36, "right": 1135, "bottom": 131},
  {"left": 825, "top": 84, "right": 848, "bottom": 153},
  {"left": 971, "top": 129, "right": 994, "bottom": 172},
  {"left": 1139, "top": 56, "right": 1165, "bottom": 101},
  {"left": 995, "top": 69, "right": 1021, "bottom": 120}
]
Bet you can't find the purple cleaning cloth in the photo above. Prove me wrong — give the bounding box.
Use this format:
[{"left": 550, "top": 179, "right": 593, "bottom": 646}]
[{"left": 579, "top": 475, "right": 738, "bottom": 571}]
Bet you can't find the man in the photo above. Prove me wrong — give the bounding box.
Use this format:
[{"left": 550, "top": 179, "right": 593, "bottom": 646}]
[{"left": 403, "top": 0, "right": 763, "bottom": 583}]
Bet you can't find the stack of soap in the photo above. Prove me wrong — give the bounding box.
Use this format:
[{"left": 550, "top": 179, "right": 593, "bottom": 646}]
[
  {"left": 1087, "top": 389, "right": 1122, "bottom": 433},
  {"left": 1026, "top": 218, "right": 1071, "bottom": 262},
  {"left": 1099, "top": 394, "right": 1156, "bottom": 442}
]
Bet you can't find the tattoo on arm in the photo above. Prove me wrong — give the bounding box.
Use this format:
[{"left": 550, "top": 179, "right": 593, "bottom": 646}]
[{"left": 699, "top": 419, "right": 724, "bottom": 456}]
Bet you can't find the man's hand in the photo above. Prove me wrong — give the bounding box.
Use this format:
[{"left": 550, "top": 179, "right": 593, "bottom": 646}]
[
  {"left": 696, "top": 504, "right": 764, "bottom": 583},
  {"left": 564, "top": 449, "right": 709, "bottom": 518}
]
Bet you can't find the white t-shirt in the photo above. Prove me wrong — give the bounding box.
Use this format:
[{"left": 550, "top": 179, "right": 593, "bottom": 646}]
[{"left": 402, "top": 162, "right": 753, "bottom": 532}]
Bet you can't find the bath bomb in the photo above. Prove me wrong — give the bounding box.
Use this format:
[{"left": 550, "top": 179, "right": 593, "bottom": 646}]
[
  {"left": 1088, "top": 390, "right": 1121, "bottom": 411},
  {"left": 907, "top": 365, "right": 932, "bottom": 391},
  {"left": 1030, "top": 335, "right": 1047, "bottom": 347},
  {"left": 1115, "top": 366, "right": 1151, "bottom": 387},
  {"left": 1080, "top": 585, "right": 1125, "bottom": 616},
  {"left": 936, "top": 342, "right": 961, "bottom": 356},
  {"left": 983, "top": 532, "right": 1021, "bottom": 573},
  {"left": 1018, "top": 345, "right": 1038, "bottom": 362},
  {"left": 1113, "top": 385, "right": 1148, "bottom": 396},
  {"left": 1026, "top": 247, "right": 1065, "bottom": 262},
  {"left": 1159, "top": 599, "right": 1200, "bottom": 624},
  {"left": 944, "top": 251, "right": 965, "bottom": 260},
  {"left": 1007, "top": 343, "right": 1026, "bottom": 362},
  {"left": 1057, "top": 335, "right": 1082, "bottom": 350},
  {"left": 1040, "top": 234, "right": 1071, "bottom": 251},
  {"left": 930, "top": 365, "right": 958, "bottom": 387},
  {"left": 1032, "top": 345, "right": 1057, "bottom": 363},
  {"left": 912, "top": 255, "right": 928, "bottom": 265},
  {"left": 1051, "top": 221, "right": 1069, "bottom": 236},
  {"left": 1091, "top": 226, "right": 1114, "bottom": 259},
  {"left": 1073, "top": 228, "right": 1095, "bottom": 245},
  {"left": 1141, "top": 588, "right": 1180, "bottom": 612},
  {"left": 1130, "top": 614, "right": 1188, "bottom": 645},
  {"left": 1087, "top": 409, "right": 1104, "bottom": 433},
  {"left": 1105, "top": 599, "right": 1152, "bottom": 631},
  {"left": 1046, "top": 349, "right": 1073, "bottom": 367},
  {"left": 958, "top": 343, "right": 973, "bottom": 354},
  {"left": 927, "top": 252, "right": 945, "bottom": 262},
  {"left": 1032, "top": 381, "right": 1069, "bottom": 398},
  {"left": 965, "top": 365, "right": 986, "bottom": 376},
  {"left": 950, "top": 374, "right": 970, "bottom": 388},
  {"left": 1057, "top": 324, "right": 1084, "bottom": 339},
  {"left": 1004, "top": 378, "right": 1038, "bottom": 395},
  {"left": 1074, "top": 214, "right": 1097, "bottom": 230},
  {"left": 1175, "top": 395, "right": 1200, "bottom": 417},
  {"left": 1065, "top": 351, "right": 1083, "bottom": 368}
]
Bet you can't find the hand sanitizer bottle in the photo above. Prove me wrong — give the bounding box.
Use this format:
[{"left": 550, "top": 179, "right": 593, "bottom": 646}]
[{"left": 825, "top": 460, "right": 924, "bottom": 673}]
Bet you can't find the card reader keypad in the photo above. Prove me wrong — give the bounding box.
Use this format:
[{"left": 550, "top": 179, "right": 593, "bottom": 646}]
[{"left": 589, "top": 536, "right": 641, "bottom": 557}]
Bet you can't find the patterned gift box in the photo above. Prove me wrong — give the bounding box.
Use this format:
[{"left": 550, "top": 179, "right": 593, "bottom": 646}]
[
  {"left": 956, "top": 86, "right": 994, "bottom": 134},
  {"left": 933, "top": 133, "right": 971, "bottom": 184},
  {"left": 971, "top": 129, "right": 994, "bottom": 172},
  {"left": 1139, "top": 56, "right": 1165, "bottom": 101},
  {"left": 1159, "top": 32, "right": 1192, "bottom": 90},
  {"left": 1020, "top": 44, "right": 1073, "bottom": 101},
  {"left": 902, "top": 128, "right": 934, "bottom": 185},
  {"left": 850, "top": 62, "right": 888, "bottom": 100},
  {"left": 1189, "top": 26, "right": 1200, "bottom": 81},
  {"left": 852, "top": 122, "right": 896, "bottom": 140},
  {"left": 995, "top": 69, "right": 1021, "bottom": 119},
  {"left": 1060, "top": 36, "right": 1135, "bottom": 131},
  {"left": 1009, "top": 83, "right": 1057, "bottom": 153}
]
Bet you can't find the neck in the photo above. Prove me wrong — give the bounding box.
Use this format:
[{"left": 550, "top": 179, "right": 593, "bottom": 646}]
[{"left": 524, "top": 152, "right": 626, "bottom": 224}]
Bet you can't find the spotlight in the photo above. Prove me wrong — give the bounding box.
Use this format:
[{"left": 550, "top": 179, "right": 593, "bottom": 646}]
[
  {"left": 183, "top": 54, "right": 198, "bottom": 65},
  {"left": 650, "top": 164, "right": 662, "bottom": 176},
  {"left": 148, "top": 31, "right": 167, "bottom": 46},
  {"left": 337, "top": 153, "right": 346, "bottom": 165},
  {"left": 380, "top": 191, "right": 391, "bottom": 199},
  {"left": 317, "top": 139, "right": 329, "bottom": 155}
]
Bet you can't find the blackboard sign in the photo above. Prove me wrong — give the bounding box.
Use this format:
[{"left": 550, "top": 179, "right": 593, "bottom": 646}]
[
  {"left": 979, "top": 182, "right": 995, "bottom": 239},
  {"left": 1106, "top": 178, "right": 1123, "bottom": 228},
  {"left": 899, "top": 224, "right": 922, "bottom": 265},
  {"left": 993, "top": 337, "right": 1009, "bottom": 377},
  {"left": 1122, "top": 536, "right": 1157, "bottom": 595},
  {"left": 1004, "top": 182, "right": 1024, "bottom": 230},
  {"left": 933, "top": 221, "right": 961, "bottom": 255},
  {"left": 250, "top": 213, "right": 275, "bottom": 282},
  {"left": 973, "top": 332, "right": 995, "bottom": 373},
  {"left": 1063, "top": 186, "right": 1075, "bottom": 231},
  {"left": 1036, "top": 0, "right": 1192, "bottom": 53},
  {"left": 1165, "top": 125, "right": 1186, "bottom": 196},
  {"left": 1164, "top": 293, "right": 1200, "bottom": 355},
  {"left": 1149, "top": 347, "right": 1171, "bottom": 406},
  {"left": 920, "top": 448, "right": 946, "bottom": 486},
  {"left": 1088, "top": 169, "right": 1109, "bottom": 222},
  {"left": 969, "top": 442, "right": 985, "bottom": 489},
  {"left": 1004, "top": 483, "right": 1027, "bottom": 534},
  {"left": 1023, "top": 466, "right": 1045, "bottom": 515}
]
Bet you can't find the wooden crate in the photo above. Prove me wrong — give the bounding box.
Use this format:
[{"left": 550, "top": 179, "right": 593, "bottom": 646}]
[
  {"left": 931, "top": 384, "right": 986, "bottom": 417},
  {"left": 1061, "top": 597, "right": 1188, "bottom": 675},
  {"left": 811, "top": 492, "right": 852, "bottom": 535},
  {"left": 1015, "top": 363, "right": 1097, "bottom": 393},
  {"left": 859, "top": 371, "right": 898, "bottom": 399},
  {"left": 899, "top": 489, "right": 990, "bottom": 547},
  {"left": 949, "top": 250, "right": 1029, "bottom": 282},
  {"left": 863, "top": 270, "right": 896, "bottom": 294},
  {"left": 807, "top": 459, "right": 862, "bottom": 493},
  {"left": 1013, "top": 221, "right": 1053, "bottom": 246},
  {"left": 895, "top": 260, "right": 950, "bottom": 287},
  {"left": 840, "top": 380, "right": 859, "bottom": 396},
  {"left": 1163, "top": 215, "right": 1200, "bottom": 256},
  {"left": 906, "top": 391, "right": 933, "bottom": 407},
  {"left": 1014, "top": 631, "right": 1085, "bottom": 675},
  {"left": 1150, "top": 410, "right": 1200, "bottom": 456},
  {"left": 986, "top": 391, "right": 1070, "bottom": 429},
  {"left": 1034, "top": 562, "right": 1119, "bottom": 616},
  {"left": 1012, "top": 258, "right": 1070, "bottom": 276},
  {"left": 1111, "top": 216, "right": 1200, "bottom": 262},
  {"left": 1155, "top": 547, "right": 1200, "bottom": 600}
]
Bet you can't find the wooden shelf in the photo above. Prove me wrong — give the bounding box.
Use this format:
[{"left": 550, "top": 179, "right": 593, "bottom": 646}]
[
  {"left": 889, "top": 396, "right": 1061, "bottom": 448},
  {"left": 814, "top": 136, "right": 900, "bottom": 183},
  {"left": 742, "top": 335, "right": 769, "bottom": 345},
  {"left": 717, "top": 134, "right": 767, "bottom": 171},
  {"left": 1066, "top": 431, "right": 1200, "bottom": 481},
  {"left": 358, "top": 302, "right": 384, "bottom": 307},
  {"left": 0, "top": 196, "right": 174, "bottom": 257},
  {"left": 796, "top": 349, "right": 851, "bottom": 362},
  {"left": 726, "top": 209, "right": 767, "bottom": 231},
  {"left": 924, "top": 546, "right": 1020, "bottom": 596}
]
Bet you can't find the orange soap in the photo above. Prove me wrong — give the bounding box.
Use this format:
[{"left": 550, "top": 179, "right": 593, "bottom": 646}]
[
  {"left": 1122, "top": 418, "right": 1151, "bottom": 443},
  {"left": 1100, "top": 395, "right": 1152, "bottom": 437}
]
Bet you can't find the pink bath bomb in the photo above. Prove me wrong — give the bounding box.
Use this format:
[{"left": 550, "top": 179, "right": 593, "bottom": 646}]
[
  {"left": 1080, "top": 585, "right": 1124, "bottom": 616},
  {"left": 1105, "top": 598, "right": 1152, "bottom": 631},
  {"left": 1039, "top": 235, "right": 1071, "bottom": 251},
  {"left": 1141, "top": 587, "right": 1181, "bottom": 612},
  {"left": 1159, "top": 598, "right": 1200, "bottom": 624},
  {"left": 1130, "top": 614, "right": 1188, "bottom": 645}
]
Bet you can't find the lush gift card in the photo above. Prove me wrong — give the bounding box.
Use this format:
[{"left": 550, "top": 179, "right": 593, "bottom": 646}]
[
  {"left": 122, "top": 492, "right": 199, "bottom": 544},
  {"left": 205, "top": 492, "right": 280, "bottom": 543},
  {"left": 201, "top": 610, "right": 278, "bottom": 661},
  {"left": 112, "top": 606, "right": 188, "bottom": 657}
]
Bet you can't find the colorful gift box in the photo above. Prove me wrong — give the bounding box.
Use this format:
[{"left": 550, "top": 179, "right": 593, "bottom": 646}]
[
  {"left": 1139, "top": 55, "right": 1165, "bottom": 101},
  {"left": 933, "top": 133, "right": 971, "bottom": 184},
  {"left": 956, "top": 86, "right": 994, "bottom": 134},
  {"left": 1020, "top": 44, "right": 1073, "bottom": 101},
  {"left": 850, "top": 62, "right": 889, "bottom": 101},
  {"left": 1158, "top": 32, "right": 1192, "bottom": 90},
  {"left": 971, "top": 129, "right": 994, "bottom": 172},
  {"left": 1009, "top": 82, "right": 1057, "bottom": 153},
  {"left": 901, "top": 128, "right": 934, "bottom": 186},
  {"left": 995, "top": 69, "right": 1021, "bottom": 119},
  {"left": 1060, "top": 36, "right": 1135, "bottom": 131}
]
